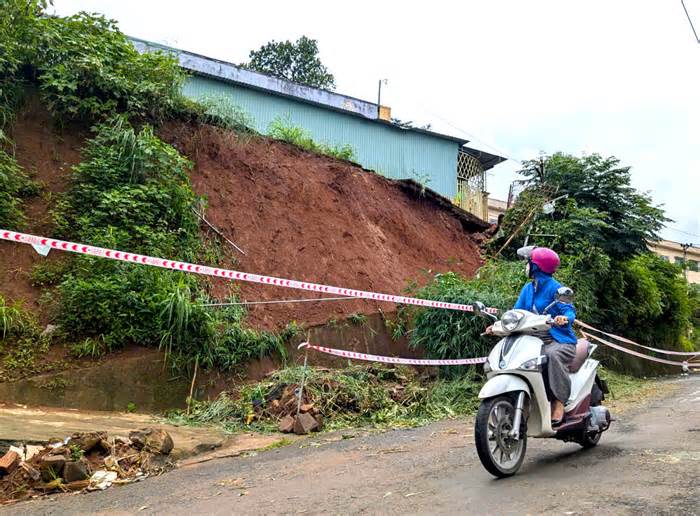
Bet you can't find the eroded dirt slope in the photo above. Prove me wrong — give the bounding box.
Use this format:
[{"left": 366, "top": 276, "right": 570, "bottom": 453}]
[{"left": 161, "top": 123, "right": 485, "bottom": 329}]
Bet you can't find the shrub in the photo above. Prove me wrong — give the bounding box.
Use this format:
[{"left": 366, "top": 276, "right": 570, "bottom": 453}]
[
  {"left": 0, "top": 148, "right": 37, "bottom": 229},
  {"left": 31, "top": 13, "right": 186, "bottom": 123},
  {"left": 410, "top": 266, "right": 520, "bottom": 377},
  {"left": 268, "top": 116, "right": 356, "bottom": 161}
]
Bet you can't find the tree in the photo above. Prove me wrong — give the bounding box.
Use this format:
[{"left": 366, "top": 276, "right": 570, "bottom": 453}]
[
  {"left": 493, "top": 153, "right": 668, "bottom": 260},
  {"left": 243, "top": 36, "right": 336, "bottom": 90}
]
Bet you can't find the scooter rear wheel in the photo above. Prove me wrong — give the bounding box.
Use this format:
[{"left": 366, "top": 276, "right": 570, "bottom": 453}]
[
  {"left": 475, "top": 395, "right": 527, "bottom": 478},
  {"left": 576, "top": 429, "right": 602, "bottom": 448}
]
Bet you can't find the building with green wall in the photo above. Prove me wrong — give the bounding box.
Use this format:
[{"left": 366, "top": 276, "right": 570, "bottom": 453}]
[{"left": 131, "top": 38, "right": 505, "bottom": 219}]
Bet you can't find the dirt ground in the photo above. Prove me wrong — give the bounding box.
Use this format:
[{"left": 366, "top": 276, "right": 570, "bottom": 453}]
[
  {"left": 161, "top": 123, "right": 484, "bottom": 330},
  {"left": 9, "top": 374, "right": 699, "bottom": 515}
]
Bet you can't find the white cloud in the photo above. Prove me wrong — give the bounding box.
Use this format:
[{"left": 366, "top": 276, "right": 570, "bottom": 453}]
[{"left": 52, "top": 0, "right": 700, "bottom": 243}]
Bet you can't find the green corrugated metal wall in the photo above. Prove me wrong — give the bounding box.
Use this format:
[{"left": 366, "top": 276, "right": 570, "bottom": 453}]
[{"left": 183, "top": 75, "right": 459, "bottom": 199}]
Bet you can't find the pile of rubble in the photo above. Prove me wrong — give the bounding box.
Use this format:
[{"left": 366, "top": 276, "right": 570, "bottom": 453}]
[
  {"left": 0, "top": 428, "right": 174, "bottom": 504},
  {"left": 258, "top": 384, "right": 324, "bottom": 435}
]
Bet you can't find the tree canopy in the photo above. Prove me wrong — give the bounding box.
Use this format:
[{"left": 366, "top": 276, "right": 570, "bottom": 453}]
[{"left": 243, "top": 36, "right": 336, "bottom": 90}]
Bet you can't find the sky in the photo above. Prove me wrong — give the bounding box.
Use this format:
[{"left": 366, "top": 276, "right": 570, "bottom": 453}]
[{"left": 52, "top": 0, "right": 700, "bottom": 244}]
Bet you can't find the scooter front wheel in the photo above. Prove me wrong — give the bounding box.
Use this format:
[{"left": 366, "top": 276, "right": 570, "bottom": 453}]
[{"left": 475, "top": 395, "right": 527, "bottom": 478}]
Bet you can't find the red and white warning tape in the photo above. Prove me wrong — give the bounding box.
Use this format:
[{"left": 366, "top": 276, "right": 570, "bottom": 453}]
[
  {"left": 581, "top": 331, "right": 700, "bottom": 368},
  {"left": 0, "top": 229, "right": 499, "bottom": 314},
  {"left": 297, "top": 343, "right": 487, "bottom": 366},
  {"left": 576, "top": 320, "right": 700, "bottom": 357}
]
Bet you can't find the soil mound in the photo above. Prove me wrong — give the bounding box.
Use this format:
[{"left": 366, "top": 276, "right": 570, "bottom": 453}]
[{"left": 161, "top": 123, "right": 485, "bottom": 330}]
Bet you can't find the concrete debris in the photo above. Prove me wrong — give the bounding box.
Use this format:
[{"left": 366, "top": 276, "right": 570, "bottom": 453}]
[
  {"left": 63, "top": 460, "right": 90, "bottom": 482},
  {"left": 129, "top": 428, "right": 174, "bottom": 455},
  {"left": 88, "top": 470, "right": 118, "bottom": 491},
  {"left": 0, "top": 429, "right": 175, "bottom": 503}
]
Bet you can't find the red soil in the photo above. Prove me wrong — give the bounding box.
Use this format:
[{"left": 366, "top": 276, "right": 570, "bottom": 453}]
[
  {"left": 161, "top": 123, "right": 485, "bottom": 330},
  {"left": 0, "top": 97, "right": 85, "bottom": 319}
]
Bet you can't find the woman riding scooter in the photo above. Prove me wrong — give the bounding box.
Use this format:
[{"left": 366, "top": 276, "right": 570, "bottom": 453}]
[{"left": 487, "top": 246, "right": 577, "bottom": 426}]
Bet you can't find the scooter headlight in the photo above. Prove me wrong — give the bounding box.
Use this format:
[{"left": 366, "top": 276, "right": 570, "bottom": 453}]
[{"left": 501, "top": 310, "right": 524, "bottom": 332}]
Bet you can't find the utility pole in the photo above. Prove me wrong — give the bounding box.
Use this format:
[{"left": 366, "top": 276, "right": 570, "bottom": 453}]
[
  {"left": 377, "top": 79, "right": 388, "bottom": 119},
  {"left": 681, "top": 243, "right": 694, "bottom": 281}
]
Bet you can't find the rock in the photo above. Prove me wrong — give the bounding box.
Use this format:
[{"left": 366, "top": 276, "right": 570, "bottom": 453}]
[
  {"left": 71, "top": 431, "right": 108, "bottom": 453},
  {"left": 40, "top": 324, "right": 58, "bottom": 338},
  {"left": 314, "top": 414, "right": 324, "bottom": 431},
  {"left": 0, "top": 450, "right": 20, "bottom": 475},
  {"left": 293, "top": 413, "right": 318, "bottom": 435},
  {"left": 300, "top": 403, "right": 315, "bottom": 413},
  {"left": 64, "top": 479, "right": 90, "bottom": 491},
  {"left": 63, "top": 460, "right": 89, "bottom": 482},
  {"left": 129, "top": 428, "right": 174, "bottom": 455},
  {"left": 278, "top": 415, "right": 295, "bottom": 433},
  {"left": 40, "top": 455, "right": 66, "bottom": 481}
]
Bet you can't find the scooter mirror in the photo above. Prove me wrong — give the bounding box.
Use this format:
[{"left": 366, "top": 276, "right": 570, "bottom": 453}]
[
  {"left": 474, "top": 301, "right": 486, "bottom": 314},
  {"left": 557, "top": 286, "right": 574, "bottom": 303}
]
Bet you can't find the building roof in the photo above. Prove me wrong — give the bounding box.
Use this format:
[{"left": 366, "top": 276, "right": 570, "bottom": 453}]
[{"left": 129, "top": 37, "right": 507, "bottom": 169}]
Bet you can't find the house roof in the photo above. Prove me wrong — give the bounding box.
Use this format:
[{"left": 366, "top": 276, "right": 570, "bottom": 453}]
[{"left": 129, "top": 37, "right": 506, "bottom": 167}]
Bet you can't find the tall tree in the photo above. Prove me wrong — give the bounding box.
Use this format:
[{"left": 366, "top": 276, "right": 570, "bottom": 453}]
[{"left": 243, "top": 36, "right": 336, "bottom": 90}]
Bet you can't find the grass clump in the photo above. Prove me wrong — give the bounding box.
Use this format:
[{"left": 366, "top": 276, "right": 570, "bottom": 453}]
[
  {"left": 268, "top": 116, "right": 356, "bottom": 162},
  {"left": 168, "top": 364, "right": 481, "bottom": 432}
]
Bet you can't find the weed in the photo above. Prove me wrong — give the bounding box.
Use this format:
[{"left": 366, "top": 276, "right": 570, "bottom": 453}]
[
  {"left": 69, "top": 444, "right": 83, "bottom": 461},
  {"left": 39, "top": 376, "right": 72, "bottom": 391},
  {"left": 258, "top": 438, "right": 293, "bottom": 451},
  {"left": 30, "top": 259, "right": 73, "bottom": 287},
  {"left": 268, "top": 116, "right": 356, "bottom": 162},
  {"left": 195, "top": 95, "right": 256, "bottom": 133},
  {"left": 126, "top": 402, "right": 137, "bottom": 413},
  {"left": 69, "top": 337, "right": 106, "bottom": 359},
  {"left": 347, "top": 313, "right": 367, "bottom": 326}
]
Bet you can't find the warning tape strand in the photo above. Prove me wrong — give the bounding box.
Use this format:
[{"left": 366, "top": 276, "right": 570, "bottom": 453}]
[
  {"left": 298, "top": 343, "right": 487, "bottom": 366},
  {"left": 0, "top": 229, "right": 500, "bottom": 314},
  {"left": 576, "top": 320, "right": 700, "bottom": 357},
  {"left": 581, "top": 331, "right": 700, "bottom": 368}
]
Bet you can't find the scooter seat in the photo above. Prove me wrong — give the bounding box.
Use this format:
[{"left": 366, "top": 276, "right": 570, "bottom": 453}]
[{"left": 568, "top": 339, "right": 590, "bottom": 373}]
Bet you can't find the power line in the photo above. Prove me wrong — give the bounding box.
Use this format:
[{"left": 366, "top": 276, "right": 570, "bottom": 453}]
[
  {"left": 681, "top": 0, "right": 700, "bottom": 43},
  {"left": 665, "top": 226, "right": 700, "bottom": 239}
]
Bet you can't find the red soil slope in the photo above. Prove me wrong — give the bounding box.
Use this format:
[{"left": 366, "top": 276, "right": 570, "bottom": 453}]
[
  {"left": 161, "top": 123, "right": 485, "bottom": 330},
  {"left": 0, "top": 98, "right": 85, "bottom": 319}
]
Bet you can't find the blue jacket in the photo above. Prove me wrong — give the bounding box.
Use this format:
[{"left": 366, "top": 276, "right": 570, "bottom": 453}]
[{"left": 513, "top": 269, "right": 577, "bottom": 344}]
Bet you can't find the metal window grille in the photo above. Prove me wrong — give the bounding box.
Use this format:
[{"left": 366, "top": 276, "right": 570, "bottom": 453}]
[{"left": 456, "top": 151, "right": 487, "bottom": 219}]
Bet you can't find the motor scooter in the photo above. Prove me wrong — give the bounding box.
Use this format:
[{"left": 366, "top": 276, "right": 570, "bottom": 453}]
[{"left": 473, "top": 290, "right": 611, "bottom": 478}]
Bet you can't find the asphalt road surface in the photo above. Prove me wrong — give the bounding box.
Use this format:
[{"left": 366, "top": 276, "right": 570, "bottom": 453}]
[{"left": 8, "top": 375, "right": 700, "bottom": 515}]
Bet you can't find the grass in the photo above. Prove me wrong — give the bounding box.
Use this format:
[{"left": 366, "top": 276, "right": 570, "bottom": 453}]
[{"left": 268, "top": 116, "right": 356, "bottom": 162}]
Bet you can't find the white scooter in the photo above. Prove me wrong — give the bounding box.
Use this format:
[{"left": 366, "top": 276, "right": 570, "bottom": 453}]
[{"left": 473, "top": 290, "right": 611, "bottom": 478}]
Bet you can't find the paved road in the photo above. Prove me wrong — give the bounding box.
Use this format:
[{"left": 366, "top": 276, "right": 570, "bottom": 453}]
[{"left": 8, "top": 375, "right": 700, "bottom": 515}]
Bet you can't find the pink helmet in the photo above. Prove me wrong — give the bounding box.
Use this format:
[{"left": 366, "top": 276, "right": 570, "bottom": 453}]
[{"left": 530, "top": 247, "right": 560, "bottom": 274}]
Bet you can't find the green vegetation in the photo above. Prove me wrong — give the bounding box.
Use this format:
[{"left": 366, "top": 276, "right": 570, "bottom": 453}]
[
  {"left": 268, "top": 116, "right": 356, "bottom": 161},
  {"left": 193, "top": 95, "right": 256, "bottom": 133},
  {"left": 169, "top": 365, "right": 481, "bottom": 432},
  {"left": 0, "top": 4, "right": 295, "bottom": 373},
  {"left": 0, "top": 146, "right": 38, "bottom": 229}
]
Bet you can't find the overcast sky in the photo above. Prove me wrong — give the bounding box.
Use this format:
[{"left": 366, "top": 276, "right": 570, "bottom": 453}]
[{"left": 52, "top": 1, "right": 700, "bottom": 244}]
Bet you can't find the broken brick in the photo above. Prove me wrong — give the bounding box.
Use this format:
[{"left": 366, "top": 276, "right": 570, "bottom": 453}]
[
  {"left": 40, "top": 455, "right": 66, "bottom": 481},
  {"left": 300, "top": 403, "right": 315, "bottom": 413},
  {"left": 293, "top": 413, "right": 318, "bottom": 435},
  {"left": 0, "top": 450, "right": 20, "bottom": 475},
  {"left": 278, "top": 415, "right": 295, "bottom": 433}
]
